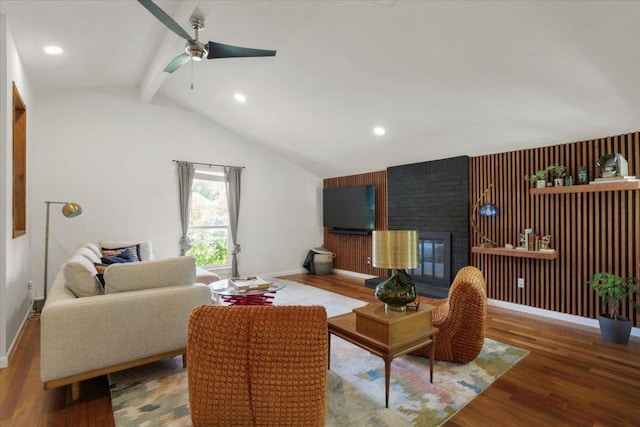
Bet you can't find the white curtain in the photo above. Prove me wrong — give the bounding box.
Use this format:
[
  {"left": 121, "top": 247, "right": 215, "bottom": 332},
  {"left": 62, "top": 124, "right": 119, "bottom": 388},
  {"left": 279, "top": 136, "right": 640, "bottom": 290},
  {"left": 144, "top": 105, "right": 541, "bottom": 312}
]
[
  {"left": 224, "top": 166, "right": 242, "bottom": 277},
  {"left": 177, "top": 161, "right": 195, "bottom": 256}
]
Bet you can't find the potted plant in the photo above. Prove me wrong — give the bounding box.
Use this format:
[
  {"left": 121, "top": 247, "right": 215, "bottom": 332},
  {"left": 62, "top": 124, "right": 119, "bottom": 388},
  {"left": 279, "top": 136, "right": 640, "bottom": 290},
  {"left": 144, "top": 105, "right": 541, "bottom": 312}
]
[
  {"left": 547, "top": 163, "right": 566, "bottom": 187},
  {"left": 524, "top": 169, "right": 548, "bottom": 188},
  {"left": 586, "top": 272, "right": 639, "bottom": 344}
]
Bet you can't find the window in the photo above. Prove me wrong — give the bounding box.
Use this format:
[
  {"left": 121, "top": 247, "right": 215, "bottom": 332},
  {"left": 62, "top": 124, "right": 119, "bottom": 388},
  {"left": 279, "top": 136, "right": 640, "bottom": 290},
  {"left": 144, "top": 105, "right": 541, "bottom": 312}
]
[{"left": 186, "top": 168, "right": 229, "bottom": 267}]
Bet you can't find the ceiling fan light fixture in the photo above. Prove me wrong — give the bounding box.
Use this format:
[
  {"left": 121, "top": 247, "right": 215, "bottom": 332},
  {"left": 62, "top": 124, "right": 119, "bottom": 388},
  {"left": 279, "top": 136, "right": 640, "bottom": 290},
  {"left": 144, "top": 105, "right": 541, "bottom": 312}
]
[{"left": 185, "top": 40, "right": 208, "bottom": 62}]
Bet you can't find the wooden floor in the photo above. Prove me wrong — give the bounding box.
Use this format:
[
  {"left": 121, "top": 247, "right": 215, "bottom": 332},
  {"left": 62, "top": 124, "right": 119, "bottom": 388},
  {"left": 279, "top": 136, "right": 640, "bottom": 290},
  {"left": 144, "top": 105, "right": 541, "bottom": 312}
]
[{"left": 1, "top": 273, "right": 639, "bottom": 426}]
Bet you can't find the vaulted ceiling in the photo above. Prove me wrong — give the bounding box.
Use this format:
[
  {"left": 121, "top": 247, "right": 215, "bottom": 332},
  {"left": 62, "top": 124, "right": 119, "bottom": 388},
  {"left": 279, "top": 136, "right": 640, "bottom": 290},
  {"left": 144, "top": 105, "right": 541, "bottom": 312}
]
[{"left": 2, "top": 1, "right": 639, "bottom": 178}]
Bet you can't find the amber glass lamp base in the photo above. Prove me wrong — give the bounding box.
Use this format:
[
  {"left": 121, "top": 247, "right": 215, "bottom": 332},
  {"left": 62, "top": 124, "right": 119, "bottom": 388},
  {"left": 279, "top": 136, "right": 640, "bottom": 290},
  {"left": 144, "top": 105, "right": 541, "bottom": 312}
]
[{"left": 374, "top": 269, "right": 417, "bottom": 312}]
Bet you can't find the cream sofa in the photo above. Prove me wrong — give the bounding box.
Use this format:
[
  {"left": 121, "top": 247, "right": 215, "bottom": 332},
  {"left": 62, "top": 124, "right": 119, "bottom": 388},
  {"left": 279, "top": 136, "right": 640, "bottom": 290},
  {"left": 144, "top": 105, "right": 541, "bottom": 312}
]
[{"left": 41, "top": 241, "right": 213, "bottom": 399}]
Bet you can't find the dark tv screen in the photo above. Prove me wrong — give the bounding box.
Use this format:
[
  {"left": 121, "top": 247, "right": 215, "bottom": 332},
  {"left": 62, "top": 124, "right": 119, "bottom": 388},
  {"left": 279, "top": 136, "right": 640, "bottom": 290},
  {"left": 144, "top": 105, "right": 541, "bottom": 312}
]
[{"left": 323, "top": 185, "right": 375, "bottom": 230}]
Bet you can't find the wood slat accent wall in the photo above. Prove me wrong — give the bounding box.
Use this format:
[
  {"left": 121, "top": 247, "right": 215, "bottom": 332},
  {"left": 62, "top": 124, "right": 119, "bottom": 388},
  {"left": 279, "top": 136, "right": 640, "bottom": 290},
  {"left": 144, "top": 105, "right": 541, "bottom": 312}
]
[
  {"left": 323, "top": 171, "right": 388, "bottom": 276},
  {"left": 470, "top": 131, "right": 640, "bottom": 326}
]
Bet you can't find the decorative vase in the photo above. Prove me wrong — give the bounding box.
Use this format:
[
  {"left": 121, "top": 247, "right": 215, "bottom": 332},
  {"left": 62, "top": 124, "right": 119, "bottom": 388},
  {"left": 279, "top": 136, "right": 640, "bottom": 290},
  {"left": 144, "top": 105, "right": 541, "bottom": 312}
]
[
  {"left": 553, "top": 178, "right": 563, "bottom": 187},
  {"left": 374, "top": 270, "right": 417, "bottom": 312},
  {"left": 536, "top": 180, "right": 546, "bottom": 188},
  {"left": 598, "top": 314, "right": 632, "bottom": 344}
]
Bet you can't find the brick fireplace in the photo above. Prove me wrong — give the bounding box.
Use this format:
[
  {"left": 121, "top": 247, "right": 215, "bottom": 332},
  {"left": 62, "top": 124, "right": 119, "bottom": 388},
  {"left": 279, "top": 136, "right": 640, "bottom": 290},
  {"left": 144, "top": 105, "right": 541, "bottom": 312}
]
[{"left": 365, "top": 156, "right": 469, "bottom": 298}]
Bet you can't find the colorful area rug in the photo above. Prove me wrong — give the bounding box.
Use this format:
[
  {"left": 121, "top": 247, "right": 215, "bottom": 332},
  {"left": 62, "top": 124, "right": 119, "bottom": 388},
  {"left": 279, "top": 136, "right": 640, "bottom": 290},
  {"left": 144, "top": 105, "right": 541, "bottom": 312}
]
[{"left": 109, "top": 280, "right": 528, "bottom": 426}]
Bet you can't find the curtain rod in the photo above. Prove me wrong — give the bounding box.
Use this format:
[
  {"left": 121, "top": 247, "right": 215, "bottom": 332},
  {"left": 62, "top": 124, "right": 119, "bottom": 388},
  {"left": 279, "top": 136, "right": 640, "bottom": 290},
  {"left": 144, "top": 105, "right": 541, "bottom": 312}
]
[{"left": 172, "top": 160, "right": 245, "bottom": 169}]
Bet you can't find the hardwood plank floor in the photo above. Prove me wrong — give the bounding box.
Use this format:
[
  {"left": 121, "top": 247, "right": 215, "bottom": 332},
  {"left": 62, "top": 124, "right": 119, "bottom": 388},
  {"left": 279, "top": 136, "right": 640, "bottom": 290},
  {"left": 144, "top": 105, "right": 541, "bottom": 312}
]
[{"left": 1, "top": 273, "right": 638, "bottom": 426}]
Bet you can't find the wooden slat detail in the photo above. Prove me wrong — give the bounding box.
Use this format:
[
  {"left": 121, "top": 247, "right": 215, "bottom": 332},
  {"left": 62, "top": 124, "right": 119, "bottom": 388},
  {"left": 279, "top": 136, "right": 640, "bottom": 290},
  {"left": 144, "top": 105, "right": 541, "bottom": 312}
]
[
  {"left": 470, "top": 131, "right": 640, "bottom": 326},
  {"left": 323, "top": 171, "right": 388, "bottom": 275}
]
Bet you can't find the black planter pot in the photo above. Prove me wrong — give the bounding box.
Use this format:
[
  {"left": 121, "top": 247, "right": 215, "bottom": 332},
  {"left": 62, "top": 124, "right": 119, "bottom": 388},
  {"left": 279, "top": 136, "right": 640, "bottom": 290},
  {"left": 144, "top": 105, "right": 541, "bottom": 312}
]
[{"left": 598, "top": 314, "right": 632, "bottom": 344}]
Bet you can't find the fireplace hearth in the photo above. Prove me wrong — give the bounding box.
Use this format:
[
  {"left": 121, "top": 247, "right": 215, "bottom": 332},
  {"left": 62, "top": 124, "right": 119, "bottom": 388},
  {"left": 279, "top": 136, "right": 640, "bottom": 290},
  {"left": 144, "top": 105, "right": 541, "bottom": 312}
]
[{"left": 365, "top": 232, "right": 452, "bottom": 299}]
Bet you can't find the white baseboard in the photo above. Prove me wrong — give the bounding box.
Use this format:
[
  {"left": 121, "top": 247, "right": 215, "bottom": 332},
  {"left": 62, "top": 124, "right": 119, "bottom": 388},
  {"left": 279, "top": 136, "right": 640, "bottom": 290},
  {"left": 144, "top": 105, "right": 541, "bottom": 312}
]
[
  {"left": 0, "top": 304, "right": 32, "bottom": 368},
  {"left": 488, "top": 299, "right": 640, "bottom": 337}
]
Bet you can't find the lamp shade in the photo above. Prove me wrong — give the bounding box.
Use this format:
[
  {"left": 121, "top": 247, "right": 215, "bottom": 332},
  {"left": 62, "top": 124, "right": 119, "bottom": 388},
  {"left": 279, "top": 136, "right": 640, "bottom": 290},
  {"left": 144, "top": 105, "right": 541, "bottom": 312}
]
[
  {"left": 478, "top": 202, "right": 499, "bottom": 217},
  {"left": 372, "top": 230, "right": 419, "bottom": 269},
  {"left": 62, "top": 202, "right": 82, "bottom": 218}
]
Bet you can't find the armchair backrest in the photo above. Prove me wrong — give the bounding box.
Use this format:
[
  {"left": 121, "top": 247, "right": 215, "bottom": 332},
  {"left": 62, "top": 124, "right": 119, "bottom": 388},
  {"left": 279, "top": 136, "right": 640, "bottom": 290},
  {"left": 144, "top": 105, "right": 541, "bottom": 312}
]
[
  {"left": 446, "top": 266, "right": 487, "bottom": 361},
  {"left": 187, "top": 305, "right": 328, "bottom": 427}
]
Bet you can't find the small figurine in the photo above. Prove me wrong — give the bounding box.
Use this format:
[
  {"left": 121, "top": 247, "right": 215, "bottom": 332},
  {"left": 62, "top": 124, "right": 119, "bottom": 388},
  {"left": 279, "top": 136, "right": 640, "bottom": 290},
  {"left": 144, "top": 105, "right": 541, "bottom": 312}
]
[
  {"left": 518, "top": 234, "right": 526, "bottom": 249},
  {"left": 539, "top": 235, "right": 552, "bottom": 250}
]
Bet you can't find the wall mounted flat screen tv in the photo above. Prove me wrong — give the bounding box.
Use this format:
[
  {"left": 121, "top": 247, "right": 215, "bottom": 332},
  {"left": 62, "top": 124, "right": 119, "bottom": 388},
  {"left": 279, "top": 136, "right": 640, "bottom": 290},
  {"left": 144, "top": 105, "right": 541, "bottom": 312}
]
[{"left": 323, "top": 185, "right": 375, "bottom": 234}]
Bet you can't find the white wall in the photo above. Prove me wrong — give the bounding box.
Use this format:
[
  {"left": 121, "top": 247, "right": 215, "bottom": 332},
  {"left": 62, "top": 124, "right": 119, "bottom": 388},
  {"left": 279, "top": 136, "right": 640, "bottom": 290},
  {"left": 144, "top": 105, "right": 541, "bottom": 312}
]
[
  {"left": 29, "top": 87, "right": 323, "bottom": 295},
  {"left": 0, "top": 14, "right": 34, "bottom": 367}
]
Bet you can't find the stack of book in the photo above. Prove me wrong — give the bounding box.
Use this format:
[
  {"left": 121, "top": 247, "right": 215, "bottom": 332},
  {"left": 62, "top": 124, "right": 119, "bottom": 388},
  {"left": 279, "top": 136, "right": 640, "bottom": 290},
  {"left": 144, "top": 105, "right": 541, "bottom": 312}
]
[
  {"left": 230, "top": 276, "right": 271, "bottom": 291},
  {"left": 589, "top": 175, "right": 638, "bottom": 184}
]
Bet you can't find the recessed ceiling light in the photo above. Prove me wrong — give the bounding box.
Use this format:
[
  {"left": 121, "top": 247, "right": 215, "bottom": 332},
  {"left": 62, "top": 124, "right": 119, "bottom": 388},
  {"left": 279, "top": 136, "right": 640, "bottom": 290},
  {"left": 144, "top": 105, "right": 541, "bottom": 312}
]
[
  {"left": 234, "top": 93, "right": 247, "bottom": 103},
  {"left": 43, "top": 46, "right": 63, "bottom": 55},
  {"left": 373, "top": 127, "right": 386, "bottom": 136}
]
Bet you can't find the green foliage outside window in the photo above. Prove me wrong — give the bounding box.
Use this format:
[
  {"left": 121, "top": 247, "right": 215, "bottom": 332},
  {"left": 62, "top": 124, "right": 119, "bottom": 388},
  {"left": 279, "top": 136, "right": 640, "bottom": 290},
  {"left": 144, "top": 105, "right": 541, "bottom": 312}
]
[
  {"left": 187, "top": 229, "right": 228, "bottom": 266},
  {"left": 187, "top": 175, "right": 230, "bottom": 267}
]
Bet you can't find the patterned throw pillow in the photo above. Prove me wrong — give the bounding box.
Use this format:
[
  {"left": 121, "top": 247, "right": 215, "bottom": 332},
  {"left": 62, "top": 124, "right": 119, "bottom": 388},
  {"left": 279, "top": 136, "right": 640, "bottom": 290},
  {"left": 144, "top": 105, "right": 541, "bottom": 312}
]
[
  {"left": 94, "top": 263, "right": 108, "bottom": 286},
  {"left": 101, "top": 244, "right": 141, "bottom": 262}
]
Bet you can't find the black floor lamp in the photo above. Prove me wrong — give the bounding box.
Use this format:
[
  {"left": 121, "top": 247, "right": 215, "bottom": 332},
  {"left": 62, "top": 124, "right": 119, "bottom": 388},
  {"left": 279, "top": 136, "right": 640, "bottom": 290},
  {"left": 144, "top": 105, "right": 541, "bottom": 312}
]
[{"left": 41, "top": 201, "right": 82, "bottom": 309}]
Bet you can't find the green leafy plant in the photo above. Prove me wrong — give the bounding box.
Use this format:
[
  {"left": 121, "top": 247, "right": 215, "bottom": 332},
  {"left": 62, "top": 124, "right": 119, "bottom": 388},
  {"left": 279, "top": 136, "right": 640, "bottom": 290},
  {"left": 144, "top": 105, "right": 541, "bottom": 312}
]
[
  {"left": 586, "top": 272, "right": 640, "bottom": 320},
  {"left": 547, "top": 163, "right": 566, "bottom": 179},
  {"left": 187, "top": 230, "right": 228, "bottom": 266},
  {"left": 524, "top": 169, "right": 548, "bottom": 183}
]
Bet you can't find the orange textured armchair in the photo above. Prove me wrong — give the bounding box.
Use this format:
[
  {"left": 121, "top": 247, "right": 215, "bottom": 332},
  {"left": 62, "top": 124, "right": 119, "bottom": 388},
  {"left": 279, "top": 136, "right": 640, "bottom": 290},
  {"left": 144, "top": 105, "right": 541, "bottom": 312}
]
[
  {"left": 187, "top": 305, "right": 328, "bottom": 427},
  {"left": 412, "top": 266, "right": 487, "bottom": 363}
]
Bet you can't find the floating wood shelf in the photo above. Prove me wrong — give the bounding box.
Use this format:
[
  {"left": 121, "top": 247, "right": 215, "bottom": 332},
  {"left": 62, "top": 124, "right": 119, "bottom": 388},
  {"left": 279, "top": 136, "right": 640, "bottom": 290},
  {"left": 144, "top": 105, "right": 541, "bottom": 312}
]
[
  {"left": 471, "top": 246, "right": 558, "bottom": 260},
  {"left": 530, "top": 181, "right": 640, "bottom": 195}
]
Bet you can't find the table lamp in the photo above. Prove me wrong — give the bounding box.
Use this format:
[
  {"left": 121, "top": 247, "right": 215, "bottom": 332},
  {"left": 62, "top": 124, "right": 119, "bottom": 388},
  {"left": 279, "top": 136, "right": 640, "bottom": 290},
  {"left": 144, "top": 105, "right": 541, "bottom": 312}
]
[{"left": 372, "top": 230, "right": 419, "bottom": 312}]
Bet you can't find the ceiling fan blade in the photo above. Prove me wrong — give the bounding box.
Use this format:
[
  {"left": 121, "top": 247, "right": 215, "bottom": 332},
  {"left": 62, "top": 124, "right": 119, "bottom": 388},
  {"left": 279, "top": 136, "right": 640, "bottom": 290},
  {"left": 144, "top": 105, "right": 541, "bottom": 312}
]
[
  {"left": 207, "top": 42, "right": 277, "bottom": 59},
  {"left": 164, "top": 53, "right": 191, "bottom": 73},
  {"left": 138, "top": 0, "right": 192, "bottom": 41}
]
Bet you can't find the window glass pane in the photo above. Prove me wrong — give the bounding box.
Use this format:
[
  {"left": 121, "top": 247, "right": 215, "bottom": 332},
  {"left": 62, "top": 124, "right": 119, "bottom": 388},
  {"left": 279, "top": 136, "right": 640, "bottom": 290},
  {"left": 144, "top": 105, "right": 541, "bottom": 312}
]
[
  {"left": 187, "top": 228, "right": 228, "bottom": 266},
  {"left": 190, "top": 178, "right": 229, "bottom": 226}
]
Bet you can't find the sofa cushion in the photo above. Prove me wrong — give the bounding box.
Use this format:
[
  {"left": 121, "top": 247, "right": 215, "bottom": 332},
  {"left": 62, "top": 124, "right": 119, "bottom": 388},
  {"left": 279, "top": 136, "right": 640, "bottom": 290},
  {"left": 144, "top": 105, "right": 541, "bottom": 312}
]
[
  {"left": 196, "top": 266, "right": 220, "bottom": 284},
  {"left": 63, "top": 255, "right": 104, "bottom": 298},
  {"left": 76, "top": 247, "right": 101, "bottom": 264},
  {"left": 83, "top": 242, "right": 102, "bottom": 259},
  {"left": 104, "top": 256, "right": 197, "bottom": 294},
  {"left": 100, "top": 240, "right": 154, "bottom": 261}
]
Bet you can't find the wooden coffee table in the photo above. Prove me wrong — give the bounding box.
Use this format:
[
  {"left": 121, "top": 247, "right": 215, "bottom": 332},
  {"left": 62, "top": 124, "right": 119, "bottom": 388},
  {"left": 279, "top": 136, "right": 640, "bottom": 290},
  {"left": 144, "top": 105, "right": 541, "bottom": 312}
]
[{"left": 327, "top": 303, "right": 438, "bottom": 408}]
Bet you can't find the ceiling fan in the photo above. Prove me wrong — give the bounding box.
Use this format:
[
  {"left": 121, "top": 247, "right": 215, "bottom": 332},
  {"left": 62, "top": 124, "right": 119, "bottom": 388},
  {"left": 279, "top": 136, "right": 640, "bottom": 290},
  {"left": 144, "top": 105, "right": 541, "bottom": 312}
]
[{"left": 138, "top": 0, "right": 277, "bottom": 74}]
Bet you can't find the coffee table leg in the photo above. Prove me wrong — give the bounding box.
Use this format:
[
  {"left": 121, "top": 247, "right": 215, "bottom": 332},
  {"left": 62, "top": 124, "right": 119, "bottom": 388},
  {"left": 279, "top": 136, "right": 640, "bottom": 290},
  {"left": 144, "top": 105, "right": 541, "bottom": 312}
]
[
  {"left": 384, "top": 358, "right": 391, "bottom": 408},
  {"left": 429, "top": 336, "right": 435, "bottom": 383}
]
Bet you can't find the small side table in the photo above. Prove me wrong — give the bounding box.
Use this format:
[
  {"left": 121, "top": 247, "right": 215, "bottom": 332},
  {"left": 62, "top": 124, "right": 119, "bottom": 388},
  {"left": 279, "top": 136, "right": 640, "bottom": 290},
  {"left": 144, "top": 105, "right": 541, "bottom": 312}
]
[{"left": 327, "top": 303, "right": 438, "bottom": 408}]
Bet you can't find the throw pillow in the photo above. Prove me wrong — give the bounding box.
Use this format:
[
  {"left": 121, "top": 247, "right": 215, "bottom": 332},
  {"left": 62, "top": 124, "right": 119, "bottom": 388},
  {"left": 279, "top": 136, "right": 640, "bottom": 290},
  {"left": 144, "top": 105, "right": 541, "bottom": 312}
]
[
  {"left": 100, "top": 240, "right": 153, "bottom": 261},
  {"left": 94, "top": 263, "right": 108, "bottom": 286},
  {"left": 101, "top": 248, "right": 135, "bottom": 265},
  {"left": 64, "top": 255, "right": 104, "bottom": 298},
  {"left": 101, "top": 244, "right": 141, "bottom": 262}
]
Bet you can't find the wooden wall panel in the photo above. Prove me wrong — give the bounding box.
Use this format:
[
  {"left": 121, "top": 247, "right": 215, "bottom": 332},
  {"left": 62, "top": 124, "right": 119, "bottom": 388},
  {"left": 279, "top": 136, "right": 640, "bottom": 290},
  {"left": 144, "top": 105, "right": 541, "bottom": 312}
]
[
  {"left": 323, "top": 171, "right": 387, "bottom": 276},
  {"left": 470, "top": 131, "right": 640, "bottom": 326}
]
